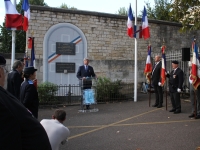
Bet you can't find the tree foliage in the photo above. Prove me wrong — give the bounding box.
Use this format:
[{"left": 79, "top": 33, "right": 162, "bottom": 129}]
[
  {"left": 0, "top": 0, "right": 47, "bottom": 53},
  {"left": 60, "top": 3, "right": 77, "bottom": 10},
  {"left": 170, "top": 0, "right": 200, "bottom": 32},
  {"left": 145, "top": 0, "right": 175, "bottom": 21},
  {"left": 116, "top": 7, "right": 129, "bottom": 16},
  {"left": 29, "top": 0, "right": 48, "bottom": 6}
]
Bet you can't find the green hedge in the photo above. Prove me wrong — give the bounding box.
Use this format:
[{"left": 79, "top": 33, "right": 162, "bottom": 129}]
[
  {"left": 95, "top": 77, "right": 124, "bottom": 102},
  {"left": 37, "top": 82, "right": 58, "bottom": 105}
]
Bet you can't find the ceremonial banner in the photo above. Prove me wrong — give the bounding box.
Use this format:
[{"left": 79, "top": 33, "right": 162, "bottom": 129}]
[{"left": 83, "top": 89, "right": 96, "bottom": 104}]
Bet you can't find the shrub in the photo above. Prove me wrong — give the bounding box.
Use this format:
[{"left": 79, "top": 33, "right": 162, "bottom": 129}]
[
  {"left": 37, "top": 82, "right": 58, "bottom": 105},
  {"left": 95, "top": 77, "right": 124, "bottom": 102}
]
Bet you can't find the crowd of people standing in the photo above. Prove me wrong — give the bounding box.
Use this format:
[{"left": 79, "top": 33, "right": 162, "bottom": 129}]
[{"left": 0, "top": 55, "right": 70, "bottom": 150}]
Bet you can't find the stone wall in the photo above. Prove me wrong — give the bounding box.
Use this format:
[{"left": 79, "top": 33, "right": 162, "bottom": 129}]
[{"left": 3, "top": 5, "right": 200, "bottom": 87}]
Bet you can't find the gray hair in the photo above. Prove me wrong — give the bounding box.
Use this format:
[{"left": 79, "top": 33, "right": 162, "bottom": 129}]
[
  {"left": 12, "top": 60, "right": 22, "bottom": 70},
  {"left": 83, "top": 57, "right": 89, "bottom": 61}
]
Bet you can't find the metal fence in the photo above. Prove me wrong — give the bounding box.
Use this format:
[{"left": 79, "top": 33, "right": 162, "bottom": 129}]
[{"left": 38, "top": 83, "right": 134, "bottom": 106}]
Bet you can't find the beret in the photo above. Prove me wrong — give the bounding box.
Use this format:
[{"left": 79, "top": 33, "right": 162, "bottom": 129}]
[
  {"left": 172, "top": 60, "right": 179, "bottom": 64},
  {"left": 24, "top": 66, "right": 37, "bottom": 74},
  {"left": 0, "top": 55, "right": 6, "bottom": 65}
]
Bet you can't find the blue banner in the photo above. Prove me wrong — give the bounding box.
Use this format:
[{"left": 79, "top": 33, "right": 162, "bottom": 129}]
[{"left": 83, "top": 89, "right": 95, "bottom": 104}]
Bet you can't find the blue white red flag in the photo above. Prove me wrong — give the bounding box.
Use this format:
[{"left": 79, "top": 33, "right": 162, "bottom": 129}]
[
  {"left": 127, "top": 4, "right": 134, "bottom": 38},
  {"left": 142, "top": 6, "right": 150, "bottom": 39},
  {"left": 30, "top": 37, "right": 35, "bottom": 67},
  {"left": 144, "top": 45, "right": 152, "bottom": 83},
  {"left": 160, "top": 45, "right": 166, "bottom": 86},
  {"left": 24, "top": 52, "right": 29, "bottom": 67},
  {"left": 134, "top": 25, "right": 142, "bottom": 39},
  {"left": 4, "top": 0, "right": 22, "bottom": 29},
  {"left": 22, "top": 0, "right": 30, "bottom": 31},
  {"left": 190, "top": 39, "right": 200, "bottom": 89}
]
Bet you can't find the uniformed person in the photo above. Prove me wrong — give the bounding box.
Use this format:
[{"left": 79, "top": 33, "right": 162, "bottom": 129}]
[
  {"left": 20, "top": 66, "right": 39, "bottom": 118},
  {"left": 0, "top": 55, "right": 52, "bottom": 150},
  {"left": 167, "top": 60, "right": 184, "bottom": 114}
]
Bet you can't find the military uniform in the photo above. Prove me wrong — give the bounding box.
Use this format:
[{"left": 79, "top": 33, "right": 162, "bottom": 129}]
[
  {"left": 20, "top": 79, "right": 39, "bottom": 118},
  {"left": 167, "top": 61, "right": 184, "bottom": 113}
]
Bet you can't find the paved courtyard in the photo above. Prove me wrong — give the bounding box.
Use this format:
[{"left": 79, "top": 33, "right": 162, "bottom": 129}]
[{"left": 38, "top": 92, "right": 200, "bottom": 150}]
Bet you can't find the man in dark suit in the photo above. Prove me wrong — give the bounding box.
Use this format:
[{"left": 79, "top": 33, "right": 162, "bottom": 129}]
[
  {"left": 7, "top": 60, "right": 24, "bottom": 99},
  {"left": 76, "top": 58, "right": 96, "bottom": 109},
  {"left": 167, "top": 60, "right": 184, "bottom": 114},
  {"left": 151, "top": 55, "right": 163, "bottom": 108},
  {"left": 0, "top": 55, "right": 52, "bottom": 150}
]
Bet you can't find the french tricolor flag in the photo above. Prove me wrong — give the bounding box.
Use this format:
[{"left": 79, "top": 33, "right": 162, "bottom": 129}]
[
  {"left": 127, "top": 4, "right": 134, "bottom": 38},
  {"left": 160, "top": 45, "right": 166, "bottom": 86},
  {"left": 144, "top": 45, "right": 152, "bottom": 82},
  {"left": 142, "top": 6, "right": 150, "bottom": 39},
  {"left": 191, "top": 39, "right": 200, "bottom": 89},
  {"left": 22, "top": 0, "right": 30, "bottom": 31},
  {"left": 4, "top": 0, "right": 22, "bottom": 29}
]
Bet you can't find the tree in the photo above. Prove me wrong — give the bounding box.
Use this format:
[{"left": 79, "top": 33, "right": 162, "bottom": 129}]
[
  {"left": 170, "top": 0, "right": 200, "bottom": 32},
  {"left": 144, "top": 0, "right": 175, "bottom": 21},
  {"left": 0, "top": 23, "right": 12, "bottom": 53},
  {"left": 116, "top": 7, "right": 129, "bottom": 16},
  {"left": 0, "top": 0, "right": 48, "bottom": 53},
  {"left": 60, "top": 3, "right": 77, "bottom": 10},
  {"left": 29, "top": 0, "right": 48, "bottom": 6}
]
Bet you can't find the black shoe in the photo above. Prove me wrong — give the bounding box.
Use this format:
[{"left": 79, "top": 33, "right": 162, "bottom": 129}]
[
  {"left": 152, "top": 104, "right": 158, "bottom": 107},
  {"left": 157, "top": 105, "right": 163, "bottom": 108},
  {"left": 195, "top": 115, "right": 200, "bottom": 119},
  {"left": 188, "top": 114, "right": 195, "bottom": 118},
  {"left": 86, "top": 105, "right": 90, "bottom": 110},
  {"left": 174, "top": 110, "right": 181, "bottom": 114},
  {"left": 169, "top": 109, "right": 176, "bottom": 112}
]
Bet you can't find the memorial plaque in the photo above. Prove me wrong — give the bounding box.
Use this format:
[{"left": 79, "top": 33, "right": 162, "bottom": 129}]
[
  {"left": 56, "top": 62, "right": 75, "bottom": 73},
  {"left": 56, "top": 42, "right": 75, "bottom": 55}
]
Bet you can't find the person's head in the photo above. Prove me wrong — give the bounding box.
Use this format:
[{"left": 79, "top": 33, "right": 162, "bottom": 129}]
[
  {"left": 172, "top": 60, "right": 179, "bottom": 69},
  {"left": 83, "top": 58, "right": 89, "bottom": 65},
  {"left": 154, "top": 55, "right": 161, "bottom": 62},
  {"left": 52, "top": 109, "right": 66, "bottom": 123},
  {"left": 0, "top": 55, "right": 7, "bottom": 87},
  {"left": 23, "top": 67, "right": 37, "bottom": 80},
  {"left": 12, "top": 60, "right": 24, "bottom": 73}
]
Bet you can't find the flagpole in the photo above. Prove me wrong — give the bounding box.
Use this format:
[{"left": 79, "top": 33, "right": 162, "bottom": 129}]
[
  {"left": 11, "top": 0, "right": 17, "bottom": 70},
  {"left": 25, "top": 29, "right": 28, "bottom": 65},
  {"left": 134, "top": 0, "right": 138, "bottom": 102}
]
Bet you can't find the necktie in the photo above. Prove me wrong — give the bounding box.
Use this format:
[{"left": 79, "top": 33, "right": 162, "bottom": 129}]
[{"left": 85, "top": 65, "right": 88, "bottom": 71}]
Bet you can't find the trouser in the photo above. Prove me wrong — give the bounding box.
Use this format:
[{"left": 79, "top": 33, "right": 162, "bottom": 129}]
[
  {"left": 170, "top": 92, "right": 181, "bottom": 111},
  {"left": 154, "top": 85, "right": 163, "bottom": 105},
  {"left": 190, "top": 84, "right": 200, "bottom": 115}
]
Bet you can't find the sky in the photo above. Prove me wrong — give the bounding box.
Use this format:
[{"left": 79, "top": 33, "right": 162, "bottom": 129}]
[{"left": 0, "top": 0, "right": 155, "bottom": 27}]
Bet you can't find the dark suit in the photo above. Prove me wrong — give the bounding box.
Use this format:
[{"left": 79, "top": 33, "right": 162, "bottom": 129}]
[
  {"left": 167, "top": 67, "right": 184, "bottom": 111},
  {"left": 20, "top": 79, "right": 39, "bottom": 118},
  {"left": 151, "top": 61, "right": 163, "bottom": 106},
  {"left": 76, "top": 65, "right": 96, "bottom": 89},
  {"left": 7, "top": 69, "right": 24, "bottom": 99},
  {"left": 0, "top": 86, "right": 51, "bottom": 150}
]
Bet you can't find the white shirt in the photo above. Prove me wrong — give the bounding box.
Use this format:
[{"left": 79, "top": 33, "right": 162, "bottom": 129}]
[{"left": 40, "top": 119, "right": 70, "bottom": 150}]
